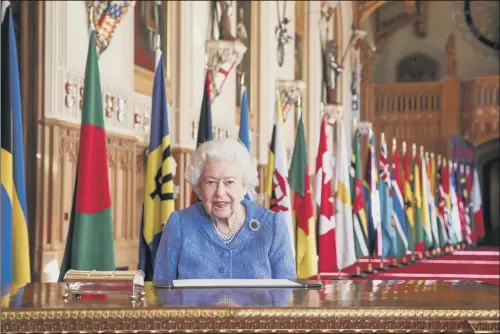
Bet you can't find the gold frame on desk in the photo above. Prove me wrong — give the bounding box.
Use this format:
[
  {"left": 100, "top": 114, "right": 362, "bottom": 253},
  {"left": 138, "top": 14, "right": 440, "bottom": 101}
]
[
  {"left": 134, "top": 1, "right": 175, "bottom": 101},
  {"left": 2, "top": 308, "right": 498, "bottom": 333},
  {"left": 235, "top": 1, "right": 259, "bottom": 132}
]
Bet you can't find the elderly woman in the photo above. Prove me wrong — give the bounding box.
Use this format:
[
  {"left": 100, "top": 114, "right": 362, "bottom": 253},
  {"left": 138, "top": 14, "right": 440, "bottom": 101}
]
[{"left": 153, "top": 138, "right": 296, "bottom": 280}]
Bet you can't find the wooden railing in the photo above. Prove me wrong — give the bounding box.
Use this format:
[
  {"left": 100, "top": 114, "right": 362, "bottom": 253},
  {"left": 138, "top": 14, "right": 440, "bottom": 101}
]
[
  {"left": 362, "top": 75, "right": 499, "bottom": 157},
  {"left": 370, "top": 81, "right": 445, "bottom": 155}
]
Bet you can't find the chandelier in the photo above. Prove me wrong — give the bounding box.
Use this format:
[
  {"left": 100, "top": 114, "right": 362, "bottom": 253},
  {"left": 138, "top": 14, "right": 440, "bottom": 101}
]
[{"left": 452, "top": 1, "right": 500, "bottom": 54}]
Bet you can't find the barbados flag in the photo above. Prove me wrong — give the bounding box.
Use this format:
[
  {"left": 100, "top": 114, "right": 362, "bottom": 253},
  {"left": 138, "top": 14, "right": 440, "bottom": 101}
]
[
  {"left": 138, "top": 47, "right": 175, "bottom": 281},
  {"left": 1, "top": 2, "right": 31, "bottom": 286},
  {"left": 238, "top": 86, "right": 252, "bottom": 201}
]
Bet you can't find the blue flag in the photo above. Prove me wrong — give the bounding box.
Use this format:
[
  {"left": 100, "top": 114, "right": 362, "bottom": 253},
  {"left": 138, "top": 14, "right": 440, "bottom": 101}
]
[
  {"left": 378, "top": 138, "right": 397, "bottom": 259},
  {"left": 138, "top": 51, "right": 175, "bottom": 281},
  {"left": 1, "top": 4, "right": 31, "bottom": 286},
  {"left": 238, "top": 86, "right": 252, "bottom": 201}
]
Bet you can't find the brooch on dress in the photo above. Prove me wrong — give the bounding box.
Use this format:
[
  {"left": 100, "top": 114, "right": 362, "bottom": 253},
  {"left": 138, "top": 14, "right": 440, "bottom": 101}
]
[{"left": 249, "top": 219, "right": 260, "bottom": 232}]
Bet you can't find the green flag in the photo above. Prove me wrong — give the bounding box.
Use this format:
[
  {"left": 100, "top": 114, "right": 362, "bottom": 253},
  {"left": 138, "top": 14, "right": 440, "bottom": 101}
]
[
  {"left": 289, "top": 115, "right": 317, "bottom": 279},
  {"left": 58, "top": 31, "right": 115, "bottom": 281}
]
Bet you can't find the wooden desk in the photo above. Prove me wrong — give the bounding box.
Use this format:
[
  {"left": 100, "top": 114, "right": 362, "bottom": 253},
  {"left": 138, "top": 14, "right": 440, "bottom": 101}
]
[{"left": 1, "top": 280, "right": 499, "bottom": 333}]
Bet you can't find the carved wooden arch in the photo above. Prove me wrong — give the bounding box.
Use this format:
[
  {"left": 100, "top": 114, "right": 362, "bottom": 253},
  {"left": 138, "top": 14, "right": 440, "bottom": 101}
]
[{"left": 353, "top": 1, "right": 388, "bottom": 26}]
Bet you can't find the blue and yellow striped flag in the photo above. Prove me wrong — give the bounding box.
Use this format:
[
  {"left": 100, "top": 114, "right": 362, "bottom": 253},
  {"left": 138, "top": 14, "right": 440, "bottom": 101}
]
[
  {"left": 138, "top": 48, "right": 175, "bottom": 281},
  {"left": 1, "top": 3, "right": 31, "bottom": 286}
]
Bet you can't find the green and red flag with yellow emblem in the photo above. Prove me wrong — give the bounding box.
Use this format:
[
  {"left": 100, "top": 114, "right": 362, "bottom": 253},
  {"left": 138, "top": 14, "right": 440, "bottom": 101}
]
[
  {"left": 289, "top": 113, "right": 317, "bottom": 279},
  {"left": 58, "top": 30, "right": 115, "bottom": 281}
]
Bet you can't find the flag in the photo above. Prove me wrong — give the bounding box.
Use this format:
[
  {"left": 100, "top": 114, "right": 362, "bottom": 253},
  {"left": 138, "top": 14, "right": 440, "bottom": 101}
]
[
  {"left": 449, "top": 162, "right": 463, "bottom": 243},
  {"left": 363, "top": 128, "right": 381, "bottom": 257},
  {"left": 1, "top": 3, "right": 31, "bottom": 286},
  {"left": 391, "top": 139, "right": 408, "bottom": 258},
  {"left": 420, "top": 150, "right": 433, "bottom": 250},
  {"left": 190, "top": 72, "right": 214, "bottom": 205},
  {"left": 265, "top": 90, "right": 294, "bottom": 257},
  {"left": 334, "top": 122, "right": 356, "bottom": 270},
  {"left": 412, "top": 145, "right": 425, "bottom": 253},
  {"left": 442, "top": 158, "right": 457, "bottom": 244},
  {"left": 315, "top": 116, "right": 337, "bottom": 272},
  {"left": 426, "top": 153, "right": 440, "bottom": 248},
  {"left": 350, "top": 130, "right": 369, "bottom": 259},
  {"left": 197, "top": 72, "right": 214, "bottom": 146},
  {"left": 378, "top": 134, "right": 396, "bottom": 259},
  {"left": 436, "top": 158, "right": 450, "bottom": 247},
  {"left": 459, "top": 164, "right": 472, "bottom": 244},
  {"left": 402, "top": 142, "right": 415, "bottom": 253},
  {"left": 472, "top": 167, "right": 485, "bottom": 241},
  {"left": 58, "top": 29, "right": 115, "bottom": 281},
  {"left": 238, "top": 86, "right": 252, "bottom": 201},
  {"left": 466, "top": 165, "right": 476, "bottom": 244},
  {"left": 138, "top": 49, "right": 175, "bottom": 281},
  {"left": 289, "top": 114, "right": 317, "bottom": 278}
]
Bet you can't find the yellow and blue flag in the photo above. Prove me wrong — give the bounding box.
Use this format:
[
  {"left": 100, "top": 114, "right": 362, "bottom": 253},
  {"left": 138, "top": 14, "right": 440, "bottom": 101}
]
[
  {"left": 138, "top": 49, "right": 175, "bottom": 281},
  {"left": 1, "top": 3, "right": 31, "bottom": 286},
  {"left": 238, "top": 86, "right": 252, "bottom": 201}
]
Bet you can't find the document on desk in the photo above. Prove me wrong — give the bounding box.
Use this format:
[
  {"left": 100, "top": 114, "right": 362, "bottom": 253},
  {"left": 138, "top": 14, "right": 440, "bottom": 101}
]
[{"left": 172, "top": 279, "right": 302, "bottom": 288}]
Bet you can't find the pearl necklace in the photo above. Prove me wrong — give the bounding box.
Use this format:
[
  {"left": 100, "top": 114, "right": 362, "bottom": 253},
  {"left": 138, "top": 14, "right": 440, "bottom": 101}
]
[{"left": 212, "top": 212, "right": 241, "bottom": 244}]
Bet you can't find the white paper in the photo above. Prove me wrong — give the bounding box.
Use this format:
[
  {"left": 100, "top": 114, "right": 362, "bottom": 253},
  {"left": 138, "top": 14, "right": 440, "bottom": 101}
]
[{"left": 173, "top": 279, "right": 301, "bottom": 288}]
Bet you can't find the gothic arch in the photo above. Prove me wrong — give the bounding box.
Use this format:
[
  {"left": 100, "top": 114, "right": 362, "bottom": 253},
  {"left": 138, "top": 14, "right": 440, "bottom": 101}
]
[{"left": 396, "top": 52, "right": 440, "bottom": 82}]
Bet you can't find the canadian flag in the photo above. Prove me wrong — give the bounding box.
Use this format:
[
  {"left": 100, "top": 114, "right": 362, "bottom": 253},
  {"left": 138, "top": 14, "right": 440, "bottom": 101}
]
[{"left": 314, "top": 117, "right": 337, "bottom": 273}]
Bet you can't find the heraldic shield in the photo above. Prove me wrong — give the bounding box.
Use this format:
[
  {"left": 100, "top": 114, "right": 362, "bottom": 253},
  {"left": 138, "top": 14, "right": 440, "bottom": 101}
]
[{"left": 205, "top": 40, "right": 247, "bottom": 103}]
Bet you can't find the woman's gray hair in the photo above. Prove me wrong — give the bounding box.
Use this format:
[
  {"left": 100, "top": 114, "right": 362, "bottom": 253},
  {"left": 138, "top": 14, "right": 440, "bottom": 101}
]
[{"left": 185, "top": 138, "right": 259, "bottom": 194}]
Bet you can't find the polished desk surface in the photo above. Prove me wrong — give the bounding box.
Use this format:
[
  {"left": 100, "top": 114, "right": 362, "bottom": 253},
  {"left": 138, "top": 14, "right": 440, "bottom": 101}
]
[{"left": 2, "top": 280, "right": 499, "bottom": 333}]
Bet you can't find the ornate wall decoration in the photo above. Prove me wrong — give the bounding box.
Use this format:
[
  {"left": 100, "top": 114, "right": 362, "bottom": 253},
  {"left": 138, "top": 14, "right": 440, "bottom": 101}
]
[
  {"left": 205, "top": 1, "right": 247, "bottom": 104},
  {"left": 86, "top": 1, "right": 135, "bottom": 55},
  {"left": 206, "top": 40, "right": 247, "bottom": 103},
  {"left": 64, "top": 82, "right": 76, "bottom": 108},
  {"left": 276, "top": 80, "right": 306, "bottom": 123},
  {"left": 275, "top": 0, "right": 293, "bottom": 67},
  {"left": 57, "top": 69, "right": 152, "bottom": 143}
]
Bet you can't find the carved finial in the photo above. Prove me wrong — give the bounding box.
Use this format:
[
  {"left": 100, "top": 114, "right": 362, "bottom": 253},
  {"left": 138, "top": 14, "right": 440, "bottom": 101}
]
[
  {"left": 156, "top": 34, "right": 161, "bottom": 51},
  {"left": 240, "top": 72, "right": 245, "bottom": 87},
  {"left": 393, "top": 138, "right": 396, "bottom": 146},
  {"left": 420, "top": 145, "right": 424, "bottom": 154},
  {"left": 89, "top": 5, "right": 95, "bottom": 30},
  {"left": 431, "top": 152, "right": 434, "bottom": 159},
  {"left": 381, "top": 132, "right": 385, "bottom": 143},
  {"left": 402, "top": 141, "right": 407, "bottom": 152}
]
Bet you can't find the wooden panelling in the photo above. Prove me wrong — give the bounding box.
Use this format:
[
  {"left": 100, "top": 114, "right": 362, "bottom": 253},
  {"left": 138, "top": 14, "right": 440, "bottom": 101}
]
[
  {"left": 35, "top": 120, "right": 146, "bottom": 280},
  {"left": 172, "top": 147, "right": 194, "bottom": 210},
  {"left": 361, "top": 75, "right": 499, "bottom": 159},
  {"left": 462, "top": 76, "right": 500, "bottom": 147}
]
